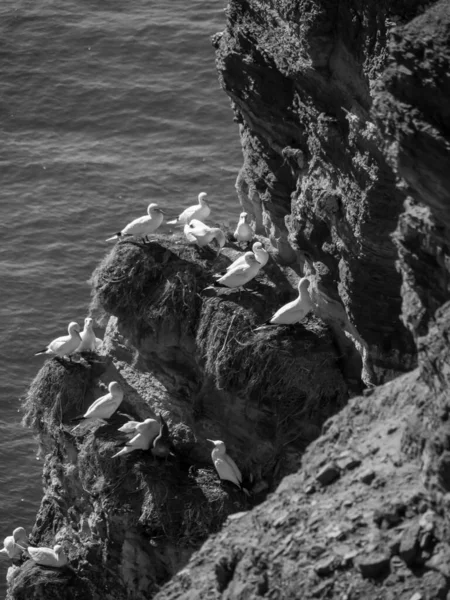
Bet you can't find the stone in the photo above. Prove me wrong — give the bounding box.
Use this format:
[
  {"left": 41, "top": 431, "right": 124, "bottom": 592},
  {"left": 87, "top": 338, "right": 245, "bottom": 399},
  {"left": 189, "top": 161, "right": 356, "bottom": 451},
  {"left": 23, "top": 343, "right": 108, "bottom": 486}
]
[
  {"left": 399, "top": 522, "right": 421, "bottom": 567},
  {"left": 360, "top": 469, "right": 376, "bottom": 485},
  {"left": 316, "top": 463, "right": 340, "bottom": 486},
  {"left": 356, "top": 553, "right": 391, "bottom": 578}
]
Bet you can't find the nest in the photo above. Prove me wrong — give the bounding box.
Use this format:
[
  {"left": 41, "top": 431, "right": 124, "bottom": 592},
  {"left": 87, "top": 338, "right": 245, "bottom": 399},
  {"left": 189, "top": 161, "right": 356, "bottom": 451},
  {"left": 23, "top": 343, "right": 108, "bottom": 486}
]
[
  {"left": 22, "top": 360, "right": 91, "bottom": 440},
  {"left": 89, "top": 237, "right": 211, "bottom": 342}
]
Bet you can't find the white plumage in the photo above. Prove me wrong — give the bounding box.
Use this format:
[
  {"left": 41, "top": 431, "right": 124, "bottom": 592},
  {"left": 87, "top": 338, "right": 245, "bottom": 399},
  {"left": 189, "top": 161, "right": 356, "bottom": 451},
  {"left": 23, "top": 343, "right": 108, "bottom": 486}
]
[
  {"left": 255, "top": 277, "right": 312, "bottom": 330},
  {"left": 76, "top": 317, "right": 102, "bottom": 352},
  {"left": 25, "top": 544, "right": 68, "bottom": 568},
  {"left": 117, "top": 417, "right": 160, "bottom": 440},
  {"left": 72, "top": 382, "right": 123, "bottom": 430},
  {"left": 0, "top": 528, "right": 27, "bottom": 560},
  {"left": 167, "top": 192, "right": 210, "bottom": 226},
  {"left": 207, "top": 439, "right": 243, "bottom": 489},
  {"left": 233, "top": 212, "right": 253, "bottom": 244},
  {"left": 112, "top": 418, "right": 159, "bottom": 458},
  {"left": 183, "top": 219, "right": 226, "bottom": 253},
  {"left": 35, "top": 321, "right": 81, "bottom": 359},
  {"left": 106, "top": 203, "right": 166, "bottom": 242},
  {"left": 224, "top": 242, "right": 269, "bottom": 273},
  {"left": 214, "top": 252, "right": 261, "bottom": 288}
]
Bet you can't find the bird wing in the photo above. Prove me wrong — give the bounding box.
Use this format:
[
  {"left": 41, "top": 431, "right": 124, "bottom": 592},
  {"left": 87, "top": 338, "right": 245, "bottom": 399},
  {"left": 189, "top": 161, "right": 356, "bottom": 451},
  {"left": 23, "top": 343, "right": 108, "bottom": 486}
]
[
  {"left": 83, "top": 392, "right": 121, "bottom": 419},
  {"left": 270, "top": 298, "right": 299, "bottom": 324},
  {"left": 225, "top": 255, "right": 246, "bottom": 271},
  {"left": 178, "top": 205, "right": 197, "bottom": 225},
  {"left": 47, "top": 334, "right": 70, "bottom": 353},
  {"left": 217, "top": 262, "right": 259, "bottom": 287},
  {"left": 28, "top": 547, "right": 57, "bottom": 566},
  {"left": 213, "top": 457, "right": 241, "bottom": 487},
  {"left": 117, "top": 421, "right": 140, "bottom": 434},
  {"left": 121, "top": 215, "right": 150, "bottom": 235},
  {"left": 223, "top": 454, "right": 243, "bottom": 484}
]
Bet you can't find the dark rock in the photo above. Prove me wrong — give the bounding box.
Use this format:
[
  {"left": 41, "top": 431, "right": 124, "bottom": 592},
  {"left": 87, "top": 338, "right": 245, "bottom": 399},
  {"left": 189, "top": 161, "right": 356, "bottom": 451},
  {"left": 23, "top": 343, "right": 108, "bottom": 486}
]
[
  {"left": 316, "top": 463, "right": 340, "bottom": 486},
  {"left": 399, "top": 521, "right": 421, "bottom": 567},
  {"left": 314, "top": 555, "right": 340, "bottom": 577},
  {"left": 360, "top": 469, "right": 376, "bottom": 485},
  {"left": 356, "top": 553, "right": 391, "bottom": 579}
]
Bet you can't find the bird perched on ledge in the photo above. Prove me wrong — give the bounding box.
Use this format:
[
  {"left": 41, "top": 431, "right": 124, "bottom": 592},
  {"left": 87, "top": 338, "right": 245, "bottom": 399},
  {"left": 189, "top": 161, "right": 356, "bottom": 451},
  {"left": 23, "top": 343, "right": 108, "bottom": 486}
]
[
  {"left": 184, "top": 219, "right": 226, "bottom": 255},
  {"left": 76, "top": 317, "right": 102, "bottom": 353},
  {"left": 106, "top": 203, "right": 167, "bottom": 243},
  {"left": 211, "top": 252, "right": 261, "bottom": 289},
  {"left": 0, "top": 528, "right": 28, "bottom": 560},
  {"left": 18, "top": 543, "right": 68, "bottom": 568},
  {"left": 207, "top": 439, "right": 249, "bottom": 495},
  {"left": 254, "top": 277, "right": 313, "bottom": 330},
  {"left": 233, "top": 212, "right": 253, "bottom": 245},
  {"left": 35, "top": 321, "right": 81, "bottom": 361},
  {"left": 167, "top": 192, "right": 211, "bottom": 226},
  {"left": 72, "top": 381, "right": 123, "bottom": 431},
  {"left": 112, "top": 417, "right": 160, "bottom": 458}
]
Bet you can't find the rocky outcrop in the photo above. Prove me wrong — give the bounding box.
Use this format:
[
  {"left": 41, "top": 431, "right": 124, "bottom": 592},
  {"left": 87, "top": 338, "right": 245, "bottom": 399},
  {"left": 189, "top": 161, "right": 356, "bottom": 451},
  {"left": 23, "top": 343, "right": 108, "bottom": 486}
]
[{"left": 154, "top": 1, "right": 450, "bottom": 598}]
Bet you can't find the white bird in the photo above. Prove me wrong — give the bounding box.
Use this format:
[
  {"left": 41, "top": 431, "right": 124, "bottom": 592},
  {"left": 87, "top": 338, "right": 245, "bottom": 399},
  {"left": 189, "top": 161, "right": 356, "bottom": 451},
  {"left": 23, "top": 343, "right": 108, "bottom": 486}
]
[
  {"left": 184, "top": 219, "right": 226, "bottom": 254},
  {"left": 222, "top": 242, "right": 269, "bottom": 275},
  {"left": 106, "top": 203, "right": 167, "bottom": 242},
  {"left": 22, "top": 544, "right": 68, "bottom": 568},
  {"left": 0, "top": 527, "right": 28, "bottom": 560},
  {"left": 112, "top": 418, "right": 159, "bottom": 458},
  {"left": 71, "top": 382, "right": 123, "bottom": 430},
  {"left": 213, "top": 252, "right": 261, "bottom": 288},
  {"left": 35, "top": 322, "right": 81, "bottom": 360},
  {"left": 254, "top": 277, "right": 313, "bottom": 331},
  {"left": 117, "top": 417, "right": 160, "bottom": 441},
  {"left": 207, "top": 439, "right": 244, "bottom": 491},
  {"left": 167, "top": 192, "right": 210, "bottom": 226},
  {"left": 233, "top": 212, "right": 253, "bottom": 245},
  {"left": 76, "top": 317, "right": 102, "bottom": 353}
]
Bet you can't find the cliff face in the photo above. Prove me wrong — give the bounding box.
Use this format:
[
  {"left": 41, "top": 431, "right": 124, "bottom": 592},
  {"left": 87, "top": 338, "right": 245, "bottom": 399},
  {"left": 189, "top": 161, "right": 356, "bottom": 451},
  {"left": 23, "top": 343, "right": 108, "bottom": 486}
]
[{"left": 7, "top": 0, "right": 450, "bottom": 599}]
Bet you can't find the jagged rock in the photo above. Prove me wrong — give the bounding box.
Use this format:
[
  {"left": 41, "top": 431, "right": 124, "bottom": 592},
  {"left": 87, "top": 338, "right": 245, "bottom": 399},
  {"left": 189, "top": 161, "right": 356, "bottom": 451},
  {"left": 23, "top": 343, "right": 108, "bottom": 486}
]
[
  {"left": 356, "top": 553, "right": 391, "bottom": 579},
  {"left": 316, "top": 463, "right": 340, "bottom": 486},
  {"left": 399, "top": 520, "right": 421, "bottom": 566}
]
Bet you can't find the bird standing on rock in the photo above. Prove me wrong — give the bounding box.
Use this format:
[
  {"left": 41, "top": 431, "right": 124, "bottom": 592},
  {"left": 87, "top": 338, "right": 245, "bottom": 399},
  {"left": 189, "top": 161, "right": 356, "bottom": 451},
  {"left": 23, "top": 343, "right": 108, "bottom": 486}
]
[
  {"left": 219, "top": 241, "right": 269, "bottom": 276},
  {"left": 18, "top": 543, "right": 68, "bottom": 568},
  {"left": 35, "top": 321, "right": 81, "bottom": 361},
  {"left": 184, "top": 219, "right": 226, "bottom": 255},
  {"left": 151, "top": 413, "right": 172, "bottom": 458},
  {"left": 233, "top": 212, "right": 253, "bottom": 245},
  {"left": 106, "top": 203, "right": 167, "bottom": 243},
  {"left": 71, "top": 381, "right": 124, "bottom": 430},
  {"left": 207, "top": 439, "right": 248, "bottom": 494},
  {"left": 254, "top": 277, "right": 313, "bottom": 331},
  {"left": 76, "top": 317, "right": 102, "bottom": 353},
  {"left": 117, "top": 417, "right": 160, "bottom": 440},
  {"left": 167, "top": 192, "right": 210, "bottom": 226},
  {"left": 112, "top": 418, "right": 159, "bottom": 458},
  {"left": 212, "top": 252, "right": 261, "bottom": 289}
]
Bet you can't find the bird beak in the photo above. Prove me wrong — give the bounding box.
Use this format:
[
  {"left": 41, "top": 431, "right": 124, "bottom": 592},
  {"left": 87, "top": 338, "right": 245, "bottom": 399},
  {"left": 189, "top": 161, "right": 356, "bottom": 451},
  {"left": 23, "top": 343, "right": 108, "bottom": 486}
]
[
  {"left": 158, "top": 209, "right": 169, "bottom": 215},
  {"left": 206, "top": 439, "right": 214, "bottom": 444}
]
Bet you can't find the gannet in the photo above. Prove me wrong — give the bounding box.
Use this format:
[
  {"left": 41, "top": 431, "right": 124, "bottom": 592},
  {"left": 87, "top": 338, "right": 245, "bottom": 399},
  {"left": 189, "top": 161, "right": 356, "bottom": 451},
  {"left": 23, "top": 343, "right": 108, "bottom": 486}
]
[
  {"left": 218, "top": 242, "right": 269, "bottom": 277},
  {"left": 117, "top": 417, "right": 159, "bottom": 441},
  {"left": 151, "top": 414, "right": 172, "bottom": 458},
  {"left": 71, "top": 382, "right": 123, "bottom": 430},
  {"left": 207, "top": 439, "right": 245, "bottom": 491},
  {"left": 20, "top": 544, "right": 68, "bottom": 568},
  {"left": 106, "top": 203, "right": 167, "bottom": 242},
  {"left": 254, "top": 277, "right": 312, "bottom": 330},
  {"left": 184, "top": 219, "right": 226, "bottom": 254},
  {"left": 112, "top": 418, "right": 158, "bottom": 458},
  {"left": 76, "top": 317, "right": 102, "bottom": 353},
  {"left": 213, "top": 252, "right": 261, "bottom": 288},
  {"left": 167, "top": 192, "right": 210, "bottom": 225},
  {"left": 233, "top": 212, "right": 253, "bottom": 245},
  {"left": 0, "top": 528, "right": 27, "bottom": 560},
  {"left": 35, "top": 322, "right": 81, "bottom": 360}
]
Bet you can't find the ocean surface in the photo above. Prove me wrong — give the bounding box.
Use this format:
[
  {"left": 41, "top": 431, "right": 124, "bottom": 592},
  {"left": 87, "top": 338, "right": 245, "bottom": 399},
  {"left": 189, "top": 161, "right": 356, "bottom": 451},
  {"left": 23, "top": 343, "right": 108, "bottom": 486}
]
[{"left": 0, "top": 1, "right": 242, "bottom": 594}]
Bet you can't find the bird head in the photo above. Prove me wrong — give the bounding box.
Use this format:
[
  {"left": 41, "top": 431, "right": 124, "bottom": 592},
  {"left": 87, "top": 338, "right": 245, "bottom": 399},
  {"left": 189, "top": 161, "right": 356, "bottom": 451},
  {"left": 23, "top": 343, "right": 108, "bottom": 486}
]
[
  {"left": 68, "top": 322, "right": 81, "bottom": 335},
  {"left": 206, "top": 439, "right": 226, "bottom": 453},
  {"left": 108, "top": 381, "right": 123, "bottom": 398},
  {"left": 244, "top": 252, "right": 259, "bottom": 265},
  {"left": 239, "top": 212, "right": 248, "bottom": 221},
  {"left": 84, "top": 317, "right": 94, "bottom": 329},
  {"left": 198, "top": 192, "right": 209, "bottom": 206},
  {"left": 53, "top": 545, "right": 64, "bottom": 556},
  {"left": 12, "top": 528, "right": 27, "bottom": 542},
  {"left": 252, "top": 242, "right": 263, "bottom": 252},
  {"left": 298, "top": 277, "right": 310, "bottom": 292}
]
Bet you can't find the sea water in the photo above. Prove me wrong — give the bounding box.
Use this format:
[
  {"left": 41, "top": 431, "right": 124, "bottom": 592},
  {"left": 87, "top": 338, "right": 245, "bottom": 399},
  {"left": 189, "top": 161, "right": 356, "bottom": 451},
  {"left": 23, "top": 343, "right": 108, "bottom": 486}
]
[{"left": 0, "top": 1, "right": 242, "bottom": 593}]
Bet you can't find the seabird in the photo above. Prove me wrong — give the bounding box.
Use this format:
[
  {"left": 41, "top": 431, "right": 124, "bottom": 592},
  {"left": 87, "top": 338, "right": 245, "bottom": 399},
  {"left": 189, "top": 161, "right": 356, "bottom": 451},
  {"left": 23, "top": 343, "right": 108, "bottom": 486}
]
[
  {"left": 254, "top": 277, "right": 312, "bottom": 330},
  {"left": 151, "top": 413, "right": 172, "bottom": 458},
  {"left": 218, "top": 242, "right": 269, "bottom": 277},
  {"left": 183, "top": 219, "right": 226, "bottom": 254},
  {"left": 35, "top": 322, "right": 81, "bottom": 360},
  {"left": 233, "top": 212, "right": 253, "bottom": 245},
  {"left": 207, "top": 439, "right": 246, "bottom": 492},
  {"left": 167, "top": 192, "right": 210, "bottom": 225},
  {"left": 71, "top": 382, "right": 123, "bottom": 430},
  {"left": 76, "top": 317, "right": 102, "bottom": 353},
  {"left": 0, "top": 528, "right": 27, "bottom": 560},
  {"left": 19, "top": 544, "right": 68, "bottom": 568},
  {"left": 106, "top": 203, "right": 167, "bottom": 242},
  {"left": 117, "top": 417, "right": 159, "bottom": 440},
  {"left": 212, "top": 252, "right": 261, "bottom": 288},
  {"left": 112, "top": 418, "right": 159, "bottom": 458}
]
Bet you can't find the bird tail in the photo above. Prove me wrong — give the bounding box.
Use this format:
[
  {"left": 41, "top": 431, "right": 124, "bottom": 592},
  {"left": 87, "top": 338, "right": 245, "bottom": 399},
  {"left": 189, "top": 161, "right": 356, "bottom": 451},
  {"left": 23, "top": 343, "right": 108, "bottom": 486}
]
[
  {"left": 34, "top": 348, "right": 49, "bottom": 356},
  {"left": 71, "top": 415, "right": 86, "bottom": 423},
  {"left": 111, "top": 446, "right": 130, "bottom": 459},
  {"left": 105, "top": 232, "right": 121, "bottom": 242},
  {"left": 166, "top": 219, "right": 178, "bottom": 225}
]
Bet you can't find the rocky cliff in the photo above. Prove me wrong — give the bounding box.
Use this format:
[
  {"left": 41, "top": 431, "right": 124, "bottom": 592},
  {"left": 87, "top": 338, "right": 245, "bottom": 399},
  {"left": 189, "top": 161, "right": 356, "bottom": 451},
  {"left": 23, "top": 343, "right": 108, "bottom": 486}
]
[{"left": 6, "top": 0, "right": 450, "bottom": 599}]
